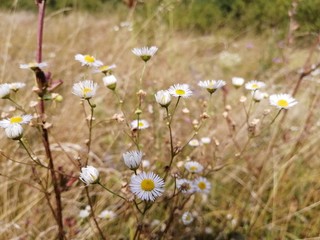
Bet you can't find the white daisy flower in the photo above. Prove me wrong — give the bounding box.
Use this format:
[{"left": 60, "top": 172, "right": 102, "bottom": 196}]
[
  {"left": 0, "top": 83, "right": 11, "bottom": 99},
  {"left": 72, "top": 80, "right": 98, "bottom": 99},
  {"left": 98, "top": 209, "right": 116, "bottom": 220},
  {"left": 102, "top": 75, "right": 117, "bottom": 90},
  {"left": 142, "top": 160, "right": 151, "bottom": 168},
  {"left": 184, "top": 161, "right": 204, "bottom": 173},
  {"left": 269, "top": 94, "right": 298, "bottom": 109},
  {"left": 200, "top": 137, "right": 211, "bottom": 144},
  {"left": 168, "top": 84, "right": 193, "bottom": 98},
  {"left": 176, "top": 179, "right": 195, "bottom": 194},
  {"left": 132, "top": 46, "right": 158, "bottom": 62},
  {"left": 194, "top": 177, "right": 211, "bottom": 194},
  {"left": 94, "top": 64, "right": 116, "bottom": 74},
  {"left": 252, "top": 90, "right": 267, "bottom": 102},
  {"left": 75, "top": 54, "right": 103, "bottom": 67},
  {"left": 0, "top": 114, "right": 32, "bottom": 140},
  {"left": 79, "top": 166, "right": 100, "bottom": 185},
  {"left": 232, "top": 77, "right": 245, "bottom": 88},
  {"left": 245, "top": 80, "right": 266, "bottom": 91},
  {"left": 130, "top": 119, "right": 149, "bottom": 130},
  {"left": 123, "top": 150, "right": 143, "bottom": 170},
  {"left": 129, "top": 172, "right": 164, "bottom": 201},
  {"left": 20, "top": 62, "right": 47, "bottom": 70},
  {"left": 188, "top": 139, "right": 200, "bottom": 147},
  {"left": 9, "top": 82, "right": 26, "bottom": 92},
  {"left": 79, "top": 208, "right": 90, "bottom": 218},
  {"left": 198, "top": 80, "right": 226, "bottom": 94},
  {"left": 155, "top": 90, "right": 171, "bottom": 107},
  {"left": 182, "top": 211, "right": 194, "bottom": 225}
]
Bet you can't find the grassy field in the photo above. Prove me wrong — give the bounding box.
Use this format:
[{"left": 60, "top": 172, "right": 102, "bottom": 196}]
[{"left": 0, "top": 4, "right": 320, "bottom": 240}]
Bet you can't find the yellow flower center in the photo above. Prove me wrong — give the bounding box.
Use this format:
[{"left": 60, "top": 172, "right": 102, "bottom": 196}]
[
  {"left": 28, "top": 62, "right": 37, "bottom": 68},
  {"left": 82, "top": 87, "right": 92, "bottom": 95},
  {"left": 185, "top": 215, "right": 191, "bottom": 221},
  {"left": 189, "top": 166, "right": 198, "bottom": 172},
  {"left": 198, "top": 182, "right": 206, "bottom": 190},
  {"left": 84, "top": 55, "right": 95, "bottom": 63},
  {"left": 252, "top": 84, "right": 258, "bottom": 89},
  {"left": 176, "top": 89, "right": 186, "bottom": 95},
  {"left": 277, "top": 99, "right": 288, "bottom": 108},
  {"left": 138, "top": 122, "right": 144, "bottom": 127},
  {"left": 10, "top": 116, "right": 23, "bottom": 124},
  {"left": 141, "top": 179, "right": 155, "bottom": 191}
]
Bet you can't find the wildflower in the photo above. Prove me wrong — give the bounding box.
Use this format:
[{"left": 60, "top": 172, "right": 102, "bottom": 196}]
[
  {"left": 0, "top": 83, "right": 11, "bottom": 99},
  {"left": 194, "top": 177, "right": 211, "bottom": 194},
  {"left": 74, "top": 54, "right": 103, "bottom": 67},
  {"left": 98, "top": 209, "right": 116, "bottom": 220},
  {"left": 182, "top": 212, "right": 194, "bottom": 225},
  {"left": 184, "top": 161, "right": 203, "bottom": 173},
  {"left": 252, "top": 90, "right": 267, "bottom": 102},
  {"left": 130, "top": 119, "right": 149, "bottom": 130},
  {"left": 142, "top": 160, "right": 151, "bottom": 168},
  {"left": 79, "top": 166, "right": 100, "bottom": 185},
  {"left": 79, "top": 206, "right": 91, "bottom": 218},
  {"left": 9, "top": 82, "right": 26, "bottom": 92},
  {"left": 168, "top": 84, "right": 193, "bottom": 98},
  {"left": 269, "top": 94, "right": 298, "bottom": 109},
  {"left": 232, "top": 77, "right": 245, "bottom": 88},
  {"left": 155, "top": 90, "right": 171, "bottom": 108},
  {"left": 20, "top": 62, "right": 47, "bottom": 70},
  {"left": 94, "top": 64, "right": 116, "bottom": 75},
  {"left": 198, "top": 80, "right": 226, "bottom": 94},
  {"left": 201, "top": 137, "right": 211, "bottom": 144},
  {"left": 176, "top": 179, "right": 194, "bottom": 194},
  {"left": 72, "top": 80, "right": 98, "bottom": 99},
  {"left": 245, "top": 80, "right": 266, "bottom": 91},
  {"left": 132, "top": 46, "right": 158, "bottom": 62},
  {"left": 188, "top": 139, "right": 200, "bottom": 147},
  {"left": 102, "top": 75, "right": 117, "bottom": 90},
  {"left": 123, "top": 150, "right": 143, "bottom": 170},
  {"left": 130, "top": 172, "right": 164, "bottom": 201},
  {"left": 0, "top": 114, "right": 32, "bottom": 140}
]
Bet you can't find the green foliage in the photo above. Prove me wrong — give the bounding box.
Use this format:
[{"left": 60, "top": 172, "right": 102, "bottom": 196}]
[{"left": 0, "top": 0, "right": 320, "bottom": 34}]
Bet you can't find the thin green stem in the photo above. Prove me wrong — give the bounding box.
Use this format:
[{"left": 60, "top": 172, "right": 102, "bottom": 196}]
[
  {"left": 139, "top": 62, "right": 147, "bottom": 90},
  {"left": 98, "top": 182, "right": 127, "bottom": 201},
  {"left": 7, "top": 97, "right": 26, "bottom": 113},
  {"left": 85, "top": 99, "right": 95, "bottom": 166}
]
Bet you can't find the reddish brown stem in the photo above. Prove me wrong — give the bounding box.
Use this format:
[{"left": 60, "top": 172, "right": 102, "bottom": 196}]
[{"left": 36, "top": 1, "right": 64, "bottom": 239}]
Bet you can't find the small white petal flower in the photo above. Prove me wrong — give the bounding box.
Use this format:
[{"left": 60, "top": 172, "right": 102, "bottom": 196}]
[
  {"left": 182, "top": 211, "right": 194, "bottom": 225},
  {"left": 132, "top": 46, "right": 158, "bottom": 62},
  {"left": 20, "top": 62, "right": 47, "bottom": 70},
  {"left": 176, "top": 179, "right": 195, "bottom": 194},
  {"left": 5, "top": 124, "right": 24, "bottom": 140},
  {"left": 252, "top": 90, "right": 266, "bottom": 102},
  {"left": 130, "top": 172, "right": 164, "bottom": 201},
  {"left": 194, "top": 177, "right": 211, "bottom": 194},
  {"left": 0, "top": 115, "right": 33, "bottom": 129},
  {"left": 9, "top": 82, "right": 26, "bottom": 92},
  {"left": 94, "top": 64, "right": 116, "bottom": 74},
  {"left": 155, "top": 90, "right": 171, "bottom": 107},
  {"left": 184, "top": 161, "right": 204, "bottom": 173},
  {"left": 79, "top": 166, "right": 100, "bottom": 185},
  {"left": 98, "top": 209, "right": 116, "bottom": 220},
  {"left": 130, "top": 119, "right": 149, "bottom": 130},
  {"left": 200, "top": 137, "right": 211, "bottom": 144},
  {"left": 0, "top": 83, "right": 11, "bottom": 99},
  {"left": 269, "top": 94, "right": 298, "bottom": 109},
  {"left": 198, "top": 80, "right": 226, "bottom": 94},
  {"left": 168, "top": 84, "right": 193, "bottom": 98},
  {"left": 123, "top": 150, "right": 143, "bottom": 170},
  {"left": 72, "top": 80, "right": 98, "bottom": 99},
  {"left": 102, "top": 75, "right": 117, "bottom": 90},
  {"left": 245, "top": 80, "right": 266, "bottom": 91},
  {"left": 232, "top": 77, "right": 245, "bottom": 88},
  {"left": 188, "top": 139, "right": 200, "bottom": 147},
  {"left": 79, "top": 208, "right": 90, "bottom": 218},
  {"left": 75, "top": 54, "right": 103, "bottom": 67}
]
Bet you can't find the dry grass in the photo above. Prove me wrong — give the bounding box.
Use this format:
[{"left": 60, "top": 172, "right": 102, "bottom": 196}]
[{"left": 0, "top": 9, "right": 320, "bottom": 240}]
